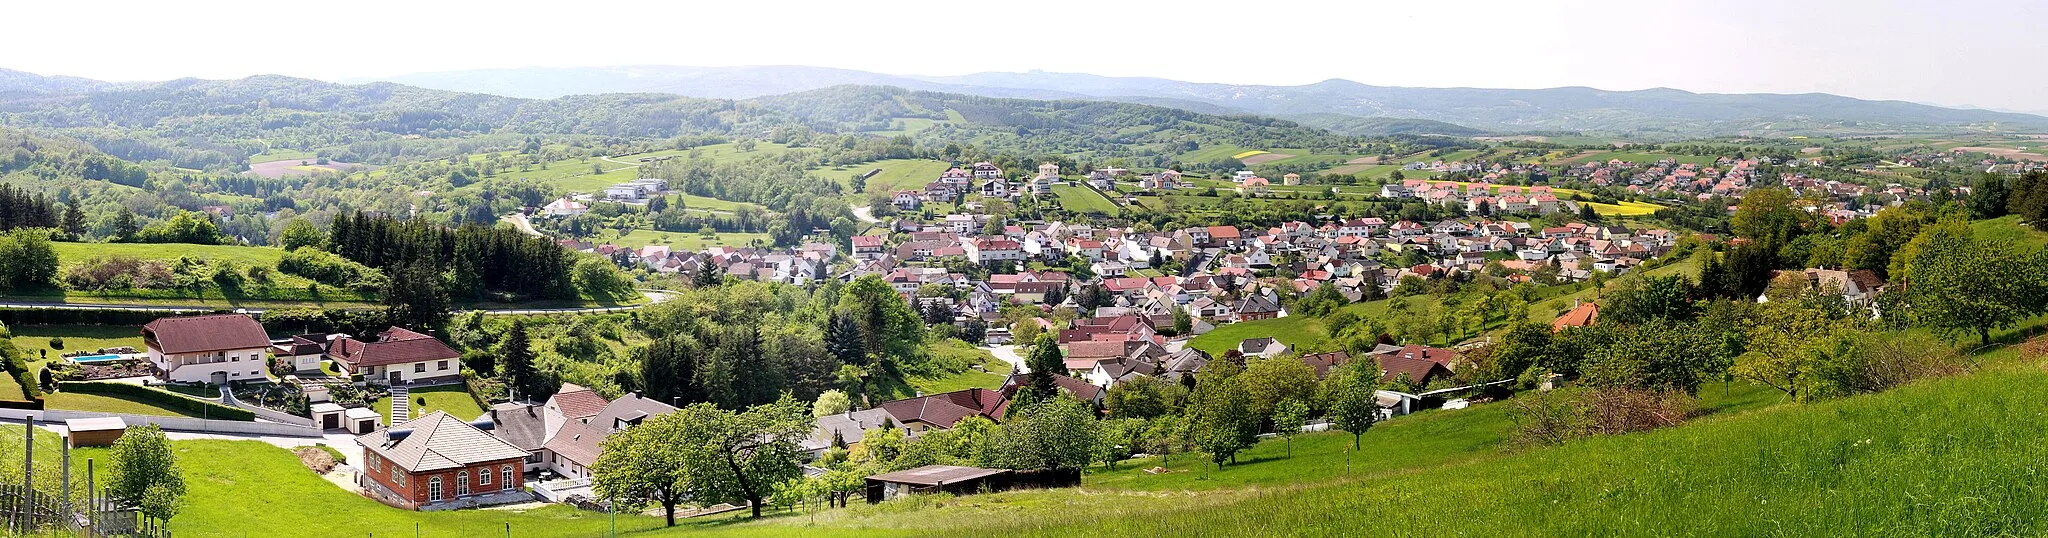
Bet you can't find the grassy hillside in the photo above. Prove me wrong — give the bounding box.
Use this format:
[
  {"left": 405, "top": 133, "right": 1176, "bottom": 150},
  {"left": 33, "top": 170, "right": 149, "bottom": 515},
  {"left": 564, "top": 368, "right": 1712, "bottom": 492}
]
[{"left": 33, "top": 242, "right": 381, "bottom": 307}]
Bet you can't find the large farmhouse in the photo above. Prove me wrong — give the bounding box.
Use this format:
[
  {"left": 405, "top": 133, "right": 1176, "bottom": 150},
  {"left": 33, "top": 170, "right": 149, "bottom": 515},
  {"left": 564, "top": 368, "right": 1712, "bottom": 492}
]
[{"left": 357, "top": 411, "right": 531, "bottom": 510}]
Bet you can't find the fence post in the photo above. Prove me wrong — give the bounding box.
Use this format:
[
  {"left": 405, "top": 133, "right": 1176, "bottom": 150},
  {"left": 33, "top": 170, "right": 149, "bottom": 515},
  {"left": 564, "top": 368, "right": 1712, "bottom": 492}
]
[
  {"left": 85, "top": 458, "right": 93, "bottom": 538},
  {"left": 62, "top": 435, "right": 71, "bottom": 533},
  {"left": 22, "top": 415, "right": 32, "bottom": 534}
]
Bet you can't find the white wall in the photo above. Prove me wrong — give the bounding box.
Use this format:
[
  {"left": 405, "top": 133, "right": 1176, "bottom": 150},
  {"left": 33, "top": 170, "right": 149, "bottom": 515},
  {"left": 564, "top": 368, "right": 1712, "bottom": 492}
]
[{"left": 150, "top": 346, "right": 269, "bottom": 384}]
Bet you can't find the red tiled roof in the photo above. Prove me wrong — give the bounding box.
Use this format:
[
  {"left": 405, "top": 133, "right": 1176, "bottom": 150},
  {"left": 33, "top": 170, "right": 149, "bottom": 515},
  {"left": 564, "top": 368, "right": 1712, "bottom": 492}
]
[
  {"left": 878, "top": 389, "right": 1006, "bottom": 429},
  {"left": 142, "top": 314, "right": 269, "bottom": 354},
  {"left": 1066, "top": 340, "right": 1131, "bottom": 359},
  {"left": 549, "top": 383, "right": 610, "bottom": 419},
  {"left": 329, "top": 327, "right": 461, "bottom": 368},
  {"left": 1552, "top": 302, "right": 1600, "bottom": 332},
  {"left": 1376, "top": 354, "right": 1450, "bottom": 386}
]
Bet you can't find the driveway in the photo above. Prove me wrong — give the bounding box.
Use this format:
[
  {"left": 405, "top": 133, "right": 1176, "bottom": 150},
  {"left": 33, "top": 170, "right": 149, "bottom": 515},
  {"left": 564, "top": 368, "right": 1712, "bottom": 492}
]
[{"left": 985, "top": 344, "right": 1026, "bottom": 374}]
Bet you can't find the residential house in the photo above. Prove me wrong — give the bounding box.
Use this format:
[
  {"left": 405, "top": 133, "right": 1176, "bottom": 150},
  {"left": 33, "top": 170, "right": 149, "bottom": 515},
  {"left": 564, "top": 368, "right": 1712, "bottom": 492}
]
[
  {"left": 356, "top": 411, "right": 529, "bottom": 510},
  {"left": 327, "top": 327, "right": 464, "bottom": 386},
  {"left": 142, "top": 314, "right": 271, "bottom": 384},
  {"left": 539, "top": 392, "right": 679, "bottom": 480}
]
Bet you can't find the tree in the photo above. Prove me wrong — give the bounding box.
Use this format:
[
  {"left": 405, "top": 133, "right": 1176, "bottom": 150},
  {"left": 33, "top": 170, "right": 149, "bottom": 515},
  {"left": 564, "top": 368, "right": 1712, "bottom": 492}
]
[
  {"left": 499, "top": 319, "right": 548, "bottom": 400},
  {"left": 1971, "top": 173, "right": 2012, "bottom": 219},
  {"left": 112, "top": 208, "right": 141, "bottom": 241},
  {"left": 280, "top": 218, "right": 326, "bottom": 251},
  {"left": 1024, "top": 333, "right": 1064, "bottom": 397},
  {"left": 812, "top": 389, "right": 851, "bottom": 417},
  {"left": 1903, "top": 234, "right": 2048, "bottom": 345},
  {"left": 381, "top": 260, "right": 449, "bottom": 331},
  {"left": 1731, "top": 187, "right": 1805, "bottom": 250},
  {"left": 838, "top": 275, "right": 924, "bottom": 364},
  {"left": 1236, "top": 357, "right": 1318, "bottom": 420},
  {"left": 637, "top": 334, "right": 702, "bottom": 406},
  {"left": 1600, "top": 275, "right": 1697, "bottom": 324},
  {"left": 975, "top": 394, "right": 1096, "bottom": 471},
  {"left": 61, "top": 199, "right": 85, "bottom": 239},
  {"left": 1104, "top": 375, "right": 1181, "bottom": 419},
  {"left": 1172, "top": 306, "right": 1193, "bottom": 336},
  {"left": 1730, "top": 297, "right": 1856, "bottom": 402},
  {"left": 109, "top": 424, "right": 185, "bottom": 520},
  {"left": 1272, "top": 397, "right": 1308, "bottom": 458},
  {"left": 658, "top": 397, "right": 813, "bottom": 518},
  {"left": 592, "top": 413, "right": 693, "bottom": 525},
  {"left": 0, "top": 229, "right": 59, "bottom": 291},
  {"left": 574, "top": 256, "right": 635, "bottom": 300},
  {"left": 2010, "top": 170, "right": 2048, "bottom": 231},
  {"left": 1323, "top": 359, "right": 1381, "bottom": 450},
  {"left": 1188, "top": 369, "right": 1255, "bottom": 468}
]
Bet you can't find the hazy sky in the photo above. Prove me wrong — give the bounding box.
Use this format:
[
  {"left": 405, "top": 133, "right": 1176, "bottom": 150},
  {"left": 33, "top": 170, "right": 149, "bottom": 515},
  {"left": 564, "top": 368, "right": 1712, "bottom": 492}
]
[{"left": 7, "top": 0, "right": 2043, "bottom": 111}]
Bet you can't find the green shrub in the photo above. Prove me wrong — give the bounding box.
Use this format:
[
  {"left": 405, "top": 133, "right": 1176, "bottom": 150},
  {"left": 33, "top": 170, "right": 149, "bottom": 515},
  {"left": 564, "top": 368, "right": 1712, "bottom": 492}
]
[
  {"left": 276, "top": 247, "right": 387, "bottom": 291},
  {"left": 48, "top": 337, "right": 63, "bottom": 350}
]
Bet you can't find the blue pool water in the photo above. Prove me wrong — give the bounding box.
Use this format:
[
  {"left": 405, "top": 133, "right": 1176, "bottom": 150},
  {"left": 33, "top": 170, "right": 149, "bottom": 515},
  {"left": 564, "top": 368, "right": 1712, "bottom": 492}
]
[{"left": 71, "top": 354, "right": 127, "bottom": 364}]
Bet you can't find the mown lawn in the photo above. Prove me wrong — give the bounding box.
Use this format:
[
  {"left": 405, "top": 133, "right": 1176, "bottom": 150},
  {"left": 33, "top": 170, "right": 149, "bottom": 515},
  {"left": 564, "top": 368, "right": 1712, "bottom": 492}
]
[
  {"left": 1049, "top": 184, "right": 1120, "bottom": 215},
  {"left": 1186, "top": 315, "right": 1327, "bottom": 357},
  {"left": 44, "top": 392, "right": 207, "bottom": 418},
  {"left": 9, "top": 324, "right": 144, "bottom": 363},
  {"left": 824, "top": 158, "right": 950, "bottom": 193},
  {"left": 594, "top": 228, "right": 772, "bottom": 250},
  {"left": 388, "top": 384, "right": 486, "bottom": 423}
]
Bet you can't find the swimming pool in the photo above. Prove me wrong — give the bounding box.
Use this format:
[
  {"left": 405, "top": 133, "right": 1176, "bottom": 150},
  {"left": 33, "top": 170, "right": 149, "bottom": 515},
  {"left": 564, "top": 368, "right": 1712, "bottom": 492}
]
[{"left": 71, "top": 354, "right": 129, "bottom": 364}]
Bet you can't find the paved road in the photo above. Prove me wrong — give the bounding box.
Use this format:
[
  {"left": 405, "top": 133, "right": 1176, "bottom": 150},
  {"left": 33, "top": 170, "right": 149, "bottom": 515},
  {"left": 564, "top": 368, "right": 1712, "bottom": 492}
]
[
  {"left": 501, "top": 213, "right": 543, "bottom": 237},
  {"left": 0, "top": 289, "right": 676, "bottom": 316},
  {"left": 985, "top": 344, "right": 1025, "bottom": 374},
  {"left": 851, "top": 204, "right": 881, "bottom": 224}
]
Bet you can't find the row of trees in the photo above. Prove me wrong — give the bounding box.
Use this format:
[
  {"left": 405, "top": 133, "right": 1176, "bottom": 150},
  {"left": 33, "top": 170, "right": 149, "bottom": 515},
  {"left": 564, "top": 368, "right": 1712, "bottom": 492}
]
[{"left": 327, "top": 211, "right": 578, "bottom": 301}]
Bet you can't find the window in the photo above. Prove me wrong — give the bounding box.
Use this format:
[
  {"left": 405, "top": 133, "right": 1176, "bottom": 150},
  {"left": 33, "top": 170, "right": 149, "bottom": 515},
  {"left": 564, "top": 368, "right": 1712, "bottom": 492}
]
[
  {"left": 390, "top": 467, "right": 401, "bottom": 485},
  {"left": 414, "top": 363, "right": 426, "bottom": 373},
  {"left": 457, "top": 472, "right": 470, "bottom": 496},
  {"left": 438, "top": 360, "right": 449, "bottom": 371},
  {"left": 480, "top": 467, "right": 491, "bottom": 486},
  {"left": 502, "top": 466, "right": 514, "bottom": 490},
  {"left": 429, "top": 476, "right": 443, "bottom": 502},
  {"left": 368, "top": 454, "right": 378, "bottom": 471}
]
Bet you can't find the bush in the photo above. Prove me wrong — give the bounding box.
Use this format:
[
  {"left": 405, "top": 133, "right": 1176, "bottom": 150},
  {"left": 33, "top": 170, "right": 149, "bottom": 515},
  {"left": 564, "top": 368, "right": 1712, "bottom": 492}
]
[
  {"left": 1508, "top": 387, "right": 1691, "bottom": 446},
  {"left": 48, "top": 337, "right": 63, "bottom": 350},
  {"left": 57, "top": 381, "right": 255, "bottom": 421},
  {"left": 276, "top": 247, "right": 387, "bottom": 291}
]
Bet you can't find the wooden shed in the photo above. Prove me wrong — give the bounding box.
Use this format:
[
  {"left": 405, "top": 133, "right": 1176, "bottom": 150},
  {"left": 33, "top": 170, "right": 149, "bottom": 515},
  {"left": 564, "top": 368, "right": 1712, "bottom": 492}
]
[
  {"left": 66, "top": 417, "right": 128, "bottom": 448},
  {"left": 865, "top": 465, "right": 1011, "bottom": 503}
]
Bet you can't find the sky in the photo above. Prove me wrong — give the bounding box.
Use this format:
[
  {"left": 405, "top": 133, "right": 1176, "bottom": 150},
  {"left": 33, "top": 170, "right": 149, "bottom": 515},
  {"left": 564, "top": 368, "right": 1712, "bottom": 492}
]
[{"left": 6, "top": 0, "right": 2044, "bottom": 112}]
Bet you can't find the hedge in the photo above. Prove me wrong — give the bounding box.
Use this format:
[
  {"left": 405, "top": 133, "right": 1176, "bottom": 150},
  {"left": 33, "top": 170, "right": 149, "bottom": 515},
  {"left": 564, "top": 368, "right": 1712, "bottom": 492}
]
[
  {"left": 0, "top": 308, "right": 232, "bottom": 327},
  {"left": 57, "top": 381, "right": 255, "bottom": 421}
]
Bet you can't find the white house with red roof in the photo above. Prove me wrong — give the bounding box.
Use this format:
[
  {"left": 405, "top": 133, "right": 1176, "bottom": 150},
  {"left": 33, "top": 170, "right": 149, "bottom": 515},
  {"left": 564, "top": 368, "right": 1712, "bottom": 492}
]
[
  {"left": 328, "top": 327, "right": 464, "bottom": 386},
  {"left": 142, "top": 314, "right": 272, "bottom": 384}
]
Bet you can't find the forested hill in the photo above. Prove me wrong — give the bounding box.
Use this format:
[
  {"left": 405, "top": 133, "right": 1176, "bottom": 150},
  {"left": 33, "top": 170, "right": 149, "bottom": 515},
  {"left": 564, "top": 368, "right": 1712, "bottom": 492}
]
[
  {"left": 0, "top": 70, "right": 1370, "bottom": 171},
  {"left": 749, "top": 85, "right": 1360, "bottom": 160}
]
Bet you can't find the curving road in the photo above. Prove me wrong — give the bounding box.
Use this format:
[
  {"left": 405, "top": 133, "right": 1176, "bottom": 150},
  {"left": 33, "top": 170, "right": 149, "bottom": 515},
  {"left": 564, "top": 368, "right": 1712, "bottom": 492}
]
[{"left": 851, "top": 204, "right": 881, "bottom": 224}]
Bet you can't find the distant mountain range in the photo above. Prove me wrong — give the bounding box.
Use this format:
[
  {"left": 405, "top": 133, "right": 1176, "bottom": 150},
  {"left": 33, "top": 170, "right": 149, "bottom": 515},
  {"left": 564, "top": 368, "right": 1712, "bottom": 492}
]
[{"left": 362, "top": 65, "right": 2048, "bottom": 137}]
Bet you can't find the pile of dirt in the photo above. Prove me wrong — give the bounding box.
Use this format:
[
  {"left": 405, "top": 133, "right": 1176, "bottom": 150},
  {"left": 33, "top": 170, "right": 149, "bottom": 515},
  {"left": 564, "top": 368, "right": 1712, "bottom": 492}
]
[{"left": 294, "top": 447, "right": 337, "bottom": 474}]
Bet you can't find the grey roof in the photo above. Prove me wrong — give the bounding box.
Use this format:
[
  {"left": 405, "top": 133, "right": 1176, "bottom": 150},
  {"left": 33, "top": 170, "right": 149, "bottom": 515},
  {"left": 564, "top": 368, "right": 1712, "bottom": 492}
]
[
  {"left": 356, "top": 411, "right": 529, "bottom": 472},
  {"left": 541, "top": 393, "right": 678, "bottom": 466},
  {"left": 867, "top": 465, "right": 1010, "bottom": 486},
  {"left": 484, "top": 402, "right": 548, "bottom": 452},
  {"left": 806, "top": 408, "right": 900, "bottom": 452}
]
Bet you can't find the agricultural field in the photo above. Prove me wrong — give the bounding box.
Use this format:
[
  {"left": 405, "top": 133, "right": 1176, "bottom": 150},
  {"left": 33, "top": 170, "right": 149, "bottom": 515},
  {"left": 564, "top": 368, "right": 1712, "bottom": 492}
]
[
  {"left": 37, "top": 242, "right": 381, "bottom": 307},
  {"left": 247, "top": 159, "right": 369, "bottom": 179},
  {"left": 1049, "top": 184, "right": 1121, "bottom": 215},
  {"left": 1564, "top": 150, "right": 1720, "bottom": 166},
  {"left": 246, "top": 149, "right": 319, "bottom": 164},
  {"left": 593, "top": 228, "right": 771, "bottom": 250},
  {"left": 824, "top": 158, "right": 951, "bottom": 193}
]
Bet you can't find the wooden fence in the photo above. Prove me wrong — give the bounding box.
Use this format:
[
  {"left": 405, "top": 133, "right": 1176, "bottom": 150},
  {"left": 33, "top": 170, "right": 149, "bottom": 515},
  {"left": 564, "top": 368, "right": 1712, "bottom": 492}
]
[{"left": 3, "top": 416, "right": 172, "bottom": 537}]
